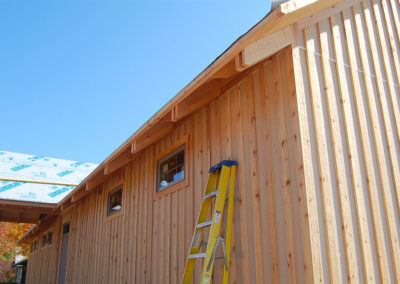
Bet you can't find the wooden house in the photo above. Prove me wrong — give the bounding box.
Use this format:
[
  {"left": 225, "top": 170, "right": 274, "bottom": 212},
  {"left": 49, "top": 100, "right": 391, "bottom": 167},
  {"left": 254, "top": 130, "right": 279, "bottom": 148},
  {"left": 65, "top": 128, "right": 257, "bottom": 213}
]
[{"left": 16, "top": 0, "right": 400, "bottom": 282}]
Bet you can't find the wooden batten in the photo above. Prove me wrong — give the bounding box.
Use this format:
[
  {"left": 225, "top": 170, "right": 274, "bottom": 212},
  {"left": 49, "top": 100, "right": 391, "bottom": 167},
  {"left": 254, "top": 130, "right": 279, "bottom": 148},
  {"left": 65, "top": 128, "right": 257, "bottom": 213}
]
[
  {"left": 296, "top": 0, "right": 362, "bottom": 30},
  {"left": 0, "top": 177, "right": 78, "bottom": 187}
]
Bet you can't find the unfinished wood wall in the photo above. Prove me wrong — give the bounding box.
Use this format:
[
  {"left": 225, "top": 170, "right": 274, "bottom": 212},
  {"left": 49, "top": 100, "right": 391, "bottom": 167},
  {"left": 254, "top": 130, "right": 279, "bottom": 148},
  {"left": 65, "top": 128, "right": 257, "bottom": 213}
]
[
  {"left": 25, "top": 219, "right": 61, "bottom": 284},
  {"left": 28, "top": 47, "right": 310, "bottom": 284},
  {"left": 292, "top": 0, "right": 400, "bottom": 283}
]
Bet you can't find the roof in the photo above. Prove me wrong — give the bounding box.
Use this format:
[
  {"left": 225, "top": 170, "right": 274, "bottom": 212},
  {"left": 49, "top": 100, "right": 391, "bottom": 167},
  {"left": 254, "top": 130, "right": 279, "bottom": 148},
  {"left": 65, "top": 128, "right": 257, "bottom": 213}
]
[
  {"left": 15, "top": 0, "right": 343, "bottom": 233},
  {"left": 0, "top": 151, "right": 97, "bottom": 223},
  {"left": 0, "top": 151, "right": 97, "bottom": 204}
]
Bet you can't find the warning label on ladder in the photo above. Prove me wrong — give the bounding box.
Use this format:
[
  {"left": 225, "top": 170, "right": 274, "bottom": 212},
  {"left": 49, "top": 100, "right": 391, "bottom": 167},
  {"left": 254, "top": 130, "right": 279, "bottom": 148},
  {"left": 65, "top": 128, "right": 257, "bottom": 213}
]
[{"left": 214, "top": 210, "right": 221, "bottom": 223}]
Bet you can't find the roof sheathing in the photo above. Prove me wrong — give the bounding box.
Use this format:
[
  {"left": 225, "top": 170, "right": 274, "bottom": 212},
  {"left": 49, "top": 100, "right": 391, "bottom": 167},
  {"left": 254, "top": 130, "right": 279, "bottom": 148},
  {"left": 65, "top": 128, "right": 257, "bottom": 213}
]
[
  {"left": 0, "top": 151, "right": 97, "bottom": 204},
  {"left": 58, "top": 0, "right": 344, "bottom": 208}
]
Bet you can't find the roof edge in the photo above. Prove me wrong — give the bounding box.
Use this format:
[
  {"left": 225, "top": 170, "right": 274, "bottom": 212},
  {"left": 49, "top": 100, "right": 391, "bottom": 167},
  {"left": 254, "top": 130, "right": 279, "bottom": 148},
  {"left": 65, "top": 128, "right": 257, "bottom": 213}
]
[{"left": 55, "top": 0, "right": 344, "bottom": 208}]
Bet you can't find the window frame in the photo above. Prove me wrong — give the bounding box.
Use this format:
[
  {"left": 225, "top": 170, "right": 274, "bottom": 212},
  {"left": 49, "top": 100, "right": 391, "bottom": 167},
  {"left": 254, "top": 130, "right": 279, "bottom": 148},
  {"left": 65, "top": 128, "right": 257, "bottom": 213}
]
[
  {"left": 156, "top": 144, "right": 185, "bottom": 192},
  {"left": 42, "top": 230, "right": 53, "bottom": 248},
  {"left": 30, "top": 239, "right": 38, "bottom": 253},
  {"left": 106, "top": 184, "right": 124, "bottom": 219},
  {"left": 154, "top": 135, "right": 190, "bottom": 198}
]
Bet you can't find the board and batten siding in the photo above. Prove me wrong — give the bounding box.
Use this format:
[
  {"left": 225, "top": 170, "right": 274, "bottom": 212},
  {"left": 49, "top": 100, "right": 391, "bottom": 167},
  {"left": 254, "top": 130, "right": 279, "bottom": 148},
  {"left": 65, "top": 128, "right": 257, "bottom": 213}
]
[
  {"left": 55, "top": 47, "right": 309, "bottom": 284},
  {"left": 292, "top": 0, "right": 400, "bottom": 283},
  {"left": 25, "top": 218, "right": 61, "bottom": 284}
]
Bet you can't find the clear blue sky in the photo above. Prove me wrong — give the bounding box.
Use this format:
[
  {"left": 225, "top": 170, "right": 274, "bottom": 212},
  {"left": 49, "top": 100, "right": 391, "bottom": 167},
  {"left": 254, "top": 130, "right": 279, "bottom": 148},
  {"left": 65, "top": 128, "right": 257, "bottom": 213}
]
[{"left": 0, "top": 0, "right": 271, "bottom": 164}]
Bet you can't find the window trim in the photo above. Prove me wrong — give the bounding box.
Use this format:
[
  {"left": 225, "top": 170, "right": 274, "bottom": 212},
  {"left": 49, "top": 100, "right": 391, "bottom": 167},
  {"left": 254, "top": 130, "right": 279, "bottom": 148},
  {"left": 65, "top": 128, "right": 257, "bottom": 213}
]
[
  {"left": 154, "top": 135, "right": 190, "bottom": 198},
  {"left": 63, "top": 221, "right": 70, "bottom": 235},
  {"left": 105, "top": 182, "right": 125, "bottom": 221},
  {"left": 30, "top": 239, "right": 38, "bottom": 254},
  {"left": 42, "top": 230, "right": 53, "bottom": 248},
  {"left": 107, "top": 185, "right": 123, "bottom": 217},
  {"left": 156, "top": 144, "right": 185, "bottom": 192}
]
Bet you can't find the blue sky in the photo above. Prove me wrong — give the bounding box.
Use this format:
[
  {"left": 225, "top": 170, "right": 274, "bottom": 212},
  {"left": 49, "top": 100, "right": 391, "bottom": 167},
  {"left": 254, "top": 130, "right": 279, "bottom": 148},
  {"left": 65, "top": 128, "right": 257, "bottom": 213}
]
[{"left": 0, "top": 1, "right": 271, "bottom": 164}]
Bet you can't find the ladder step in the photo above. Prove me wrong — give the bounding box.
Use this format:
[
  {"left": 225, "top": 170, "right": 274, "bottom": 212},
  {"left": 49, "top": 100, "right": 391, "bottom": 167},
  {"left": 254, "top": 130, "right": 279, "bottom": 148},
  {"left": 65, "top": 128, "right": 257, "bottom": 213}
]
[
  {"left": 203, "top": 190, "right": 218, "bottom": 201},
  {"left": 189, "top": 253, "right": 206, "bottom": 259},
  {"left": 196, "top": 220, "right": 212, "bottom": 229}
]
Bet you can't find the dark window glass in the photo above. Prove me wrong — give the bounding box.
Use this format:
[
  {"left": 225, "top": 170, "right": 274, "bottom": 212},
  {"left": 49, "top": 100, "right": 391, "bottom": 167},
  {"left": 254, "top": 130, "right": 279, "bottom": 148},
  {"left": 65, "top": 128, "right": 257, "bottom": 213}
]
[
  {"left": 157, "top": 145, "right": 185, "bottom": 192},
  {"left": 30, "top": 240, "right": 37, "bottom": 252},
  {"left": 42, "top": 235, "right": 46, "bottom": 247},
  {"left": 63, "top": 222, "right": 70, "bottom": 235},
  {"left": 47, "top": 232, "right": 52, "bottom": 245},
  {"left": 107, "top": 186, "right": 122, "bottom": 216}
]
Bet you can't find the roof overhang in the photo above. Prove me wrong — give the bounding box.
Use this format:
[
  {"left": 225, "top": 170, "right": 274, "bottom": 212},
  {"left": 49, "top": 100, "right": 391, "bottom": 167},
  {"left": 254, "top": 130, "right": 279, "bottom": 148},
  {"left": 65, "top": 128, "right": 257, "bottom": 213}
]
[
  {"left": 0, "top": 199, "right": 57, "bottom": 224},
  {"left": 56, "top": 0, "right": 345, "bottom": 210},
  {"left": 0, "top": 150, "right": 97, "bottom": 223}
]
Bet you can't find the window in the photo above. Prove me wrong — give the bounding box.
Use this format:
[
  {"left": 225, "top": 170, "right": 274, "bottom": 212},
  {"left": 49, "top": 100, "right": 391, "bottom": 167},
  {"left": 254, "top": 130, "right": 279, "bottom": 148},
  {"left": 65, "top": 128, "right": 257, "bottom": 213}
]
[
  {"left": 156, "top": 144, "right": 185, "bottom": 192},
  {"left": 107, "top": 186, "right": 122, "bottom": 216},
  {"left": 30, "top": 240, "right": 38, "bottom": 253},
  {"left": 47, "top": 232, "right": 53, "bottom": 244},
  {"left": 42, "top": 231, "right": 53, "bottom": 247},
  {"left": 63, "top": 222, "right": 70, "bottom": 235}
]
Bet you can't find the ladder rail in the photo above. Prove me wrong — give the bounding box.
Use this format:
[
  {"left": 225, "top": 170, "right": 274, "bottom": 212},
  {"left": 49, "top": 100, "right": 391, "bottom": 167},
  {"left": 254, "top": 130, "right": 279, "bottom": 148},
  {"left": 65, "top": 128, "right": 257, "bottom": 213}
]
[
  {"left": 182, "top": 171, "right": 218, "bottom": 283},
  {"left": 201, "top": 165, "right": 231, "bottom": 282},
  {"left": 181, "top": 160, "right": 237, "bottom": 284},
  {"left": 223, "top": 165, "right": 236, "bottom": 284}
]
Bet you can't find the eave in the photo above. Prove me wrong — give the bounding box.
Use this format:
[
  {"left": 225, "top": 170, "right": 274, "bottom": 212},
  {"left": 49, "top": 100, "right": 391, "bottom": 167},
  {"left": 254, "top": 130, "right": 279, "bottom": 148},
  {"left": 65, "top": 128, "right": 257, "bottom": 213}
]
[{"left": 54, "top": 0, "right": 345, "bottom": 209}]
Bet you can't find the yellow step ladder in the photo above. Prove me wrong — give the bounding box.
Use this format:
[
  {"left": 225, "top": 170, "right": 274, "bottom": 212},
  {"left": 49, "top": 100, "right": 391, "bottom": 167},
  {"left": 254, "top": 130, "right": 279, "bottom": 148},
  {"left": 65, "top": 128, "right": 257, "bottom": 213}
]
[{"left": 182, "top": 160, "right": 238, "bottom": 284}]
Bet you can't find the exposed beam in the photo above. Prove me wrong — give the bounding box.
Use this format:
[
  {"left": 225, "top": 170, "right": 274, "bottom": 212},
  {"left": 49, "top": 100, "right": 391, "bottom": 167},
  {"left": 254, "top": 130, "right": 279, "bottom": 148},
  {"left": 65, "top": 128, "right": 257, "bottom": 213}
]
[
  {"left": 211, "top": 59, "right": 238, "bottom": 79},
  {"left": 0, "top": 199, "right": 56, "bottom": 209},
  {"left": 60, "top": 198, "right": 72, "bottom": 212},
  {"left": 132, "top": 122, "right": 175, "bottom": 153},
  {"left": 0, "top": 203, "right": 57, "bottom": 214},
  {"left": 0, "top": 215, "right": 39, "bottom": 224},
  {"left": 235, "top": 52, "right": 247, "bottom": 72},
  {"left": 85, "top": 171, "right": 108, "bottom": 192},
  {"left": 0, "top": 177, "right": 78, "bottom": 186},
  {"left": 104, "top": 144, "right": 137, "bottom": 175},
  {"left": 242, "top": 26, "right": 292, "bottom": 67},
  {"left": 71, "top": 188, "right": 88, "bottom": 203},
  {"left": 173, "top": 79, "right": 223, "bottom": 121},
  {"left": 19, "top": 214, "right": 58, "bottom": 243}
]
